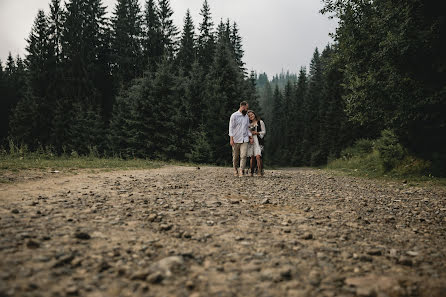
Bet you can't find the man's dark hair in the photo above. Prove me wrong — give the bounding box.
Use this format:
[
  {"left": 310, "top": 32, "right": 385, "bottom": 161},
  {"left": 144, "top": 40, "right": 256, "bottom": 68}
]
[{"left": 240, "top": 101, "right": 248, "bottom": 106}]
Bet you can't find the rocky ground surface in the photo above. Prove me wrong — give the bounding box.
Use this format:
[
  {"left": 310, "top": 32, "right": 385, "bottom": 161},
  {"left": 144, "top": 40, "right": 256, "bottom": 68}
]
[{"left": 0, "top": 166, "right": 446, "bottom": 297}]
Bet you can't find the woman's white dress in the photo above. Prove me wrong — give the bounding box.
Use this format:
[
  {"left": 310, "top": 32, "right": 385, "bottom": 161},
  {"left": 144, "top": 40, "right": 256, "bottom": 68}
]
[{"left": 247, "top": 120, "right": 266, "bottom": 157}]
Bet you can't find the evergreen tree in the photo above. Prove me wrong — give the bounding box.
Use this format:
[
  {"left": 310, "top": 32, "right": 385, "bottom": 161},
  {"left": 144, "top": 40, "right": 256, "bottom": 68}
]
[
  {"left": 244, "top": 71, "right": 261, "bottom": 115},
  {"left": 157, "top": 0, "right": 178, "bottom": 58},
  {"left": 68, "top": 104, "right": 106, "bottom": 155},
  {"left": 185, "top": 61, "right": 207, "bottom": 129},
  {"left": 197, "top": 0, "right": 215, "bottom": 73},
  {"left": 9, "top": 92, "right": 39, "bottom": 149},
  {"left": 290, "top": 67, "right": 307, "bottom": 165},
  {"left": 109, "top": 90, "right": 135, "bottom": 157},
  {"left": 143, "top": 0, "right": 163, "bottom": 70},
  {"left": 230, "top": 22, "right": 245, "bottom": 73},
  {"left": 206, "top": 33, "right": 244, "bottom": 164},
  {"left": 302, "top": 48, "right": 324, "bottom": 165},
  {"left": 25, "top": 10, "right": 54, "bottom": 146},
  {"left": 268, "top": 85, "right": 284, "bottom": 164},
  {"left": 111, "top": 0, "right": 143, "bottom": 88},
  {"left": 176, "top": 9, "right": 196, "bottom": 75}
]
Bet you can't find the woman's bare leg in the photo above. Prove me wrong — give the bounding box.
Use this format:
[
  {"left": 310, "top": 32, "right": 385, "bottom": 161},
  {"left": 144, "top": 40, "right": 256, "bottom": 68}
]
[{"left": 256, "top": 155, "right": 262, "bottom": 176}]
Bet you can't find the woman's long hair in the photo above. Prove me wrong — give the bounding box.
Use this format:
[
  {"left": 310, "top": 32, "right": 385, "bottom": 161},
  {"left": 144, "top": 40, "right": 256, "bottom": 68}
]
[{"left": 248, "top": 110, "right": 261, "bottom": 122}]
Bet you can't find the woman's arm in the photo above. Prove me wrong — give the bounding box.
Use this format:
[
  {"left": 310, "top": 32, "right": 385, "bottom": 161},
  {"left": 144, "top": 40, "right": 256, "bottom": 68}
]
[{"left": 259, "top": 120, "right": 266, "bottom": 138}]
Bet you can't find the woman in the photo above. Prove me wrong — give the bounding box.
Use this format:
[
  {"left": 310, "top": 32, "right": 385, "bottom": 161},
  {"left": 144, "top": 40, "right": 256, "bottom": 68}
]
[{"left": 247, "top": 110, "right": 266, "bottom": 176}]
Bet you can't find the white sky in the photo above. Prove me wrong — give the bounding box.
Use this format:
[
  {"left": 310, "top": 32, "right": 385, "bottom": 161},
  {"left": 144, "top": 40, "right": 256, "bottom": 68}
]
[{"left": 0, "top": 0, "right": 337, "bottom": 77}]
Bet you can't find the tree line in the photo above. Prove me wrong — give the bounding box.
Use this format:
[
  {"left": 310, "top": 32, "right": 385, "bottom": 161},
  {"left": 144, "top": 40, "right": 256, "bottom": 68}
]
[
  {"left": 1, "top": 0, "right": 444, "bottom": 172},
  {"left": 257, "top": 0, "right": 445, "bottom": 174},
  {"left": 0, "top": 0, "right": 260, "bottom": 165}
]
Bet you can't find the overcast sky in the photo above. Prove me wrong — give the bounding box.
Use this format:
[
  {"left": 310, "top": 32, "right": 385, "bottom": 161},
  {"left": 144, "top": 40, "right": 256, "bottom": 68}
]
[{"left": 0, "top": 0, "right": 337, "bottom": 77}]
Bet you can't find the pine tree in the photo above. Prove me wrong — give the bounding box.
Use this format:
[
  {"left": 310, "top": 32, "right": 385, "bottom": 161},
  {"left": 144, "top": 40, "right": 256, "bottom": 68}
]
[
  {"left": 185, "top": 61, "right": 207, "bottom": 129},
  {"left": 143, "top": 0, "right": 163, "bottom": 70},
  {"left": 268, "top": 85, "right": 284, "bottom": 164},
  {"left": 25, "top": 10, "right": 54, "bottom": 145},
  {"left": 111, "top": 0, "right": 143, "bottom": 88},
  {"left": 176, "top": 9, "right": 196, "bottom": 75},
  {"left": 197, "top": 0, "right": 215, "bottom": 73},
  {"left": 157, "top": 0, "right": 178, "bottom": 58},
  {"left": 302, "top": 48, "right": 323, "bottom": 165},
  {"left": 60, "top": 0, "right": 112, "bottom": 151},
  {"left": 68, "top": 104, "right": 106, "bottom": 155},
  {"left": 206, "top": 33, "right": 244, "bottom": 164},
  {"left": 109, "top": 89, "right": 135, "bottom": 157},
  {"left": 244, "top": 71, "right": 261, "bottom": 115},
  {"left": 9, "top": 91, "right": 39, "bottom": 149},
  {"left": 290, "top": 67, "right": 307, "bottom": 165},
  {"left": 230, "top": 22, "right": 245, "bottom": 73}
]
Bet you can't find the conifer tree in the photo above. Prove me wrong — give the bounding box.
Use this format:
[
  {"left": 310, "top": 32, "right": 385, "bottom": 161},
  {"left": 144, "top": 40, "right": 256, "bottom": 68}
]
[
  {"left": 197, "top": 0, "right": 215, "bottom": 73},
  {"left": 206, "top": 33, "right": 243, "bottom": 164},
  {"left": 143, "top": 0, "right": 163, "bottom": 70},
  {"left": 290, "top": 67, "right": 307, "bottom": 165},
  {"left": 244, "top": 71, "right": 261, "bottom": 115},
  {"left": 185, "top": 61, "right": 207, "bottom": 129},
  {"left": 268, "top": 85, "right": 284, "bottom": 164},
  {"left": 177, "top": 9, "right": 196, "bottom": 75},
  {"left": 302, "top": 48, "right": 323, "bottom": 165},
  {"left": 230, "top": 22, "right": 245, "bottom": 73},
  {"left": 157, "top": 0, "right": 178, "bottom": 58},
  {"left": 111, "top": 0, "right": 143, "bottom": 88},
  {"left": 9, "top": 91, "right": 39, "bottom": 149},
  {"left": 25, "top": 10, "right": 54, "bottom": 145}
]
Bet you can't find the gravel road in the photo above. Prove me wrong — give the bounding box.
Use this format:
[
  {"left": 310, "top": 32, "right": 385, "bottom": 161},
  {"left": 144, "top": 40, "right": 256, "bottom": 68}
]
[{"left": 0, "top": 166, "right": 445, "bottom": 297}]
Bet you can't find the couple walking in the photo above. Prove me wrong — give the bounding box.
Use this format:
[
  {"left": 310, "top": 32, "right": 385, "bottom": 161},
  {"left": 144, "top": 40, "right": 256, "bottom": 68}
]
[{"left": 229, "top": 101, "right": 266, "bottom": 177}]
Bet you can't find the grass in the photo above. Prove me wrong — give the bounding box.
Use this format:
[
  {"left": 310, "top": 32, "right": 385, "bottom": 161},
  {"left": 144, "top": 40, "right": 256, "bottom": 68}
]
[{"left": 326, "top": 150, "right": 446, "bottom": 187}]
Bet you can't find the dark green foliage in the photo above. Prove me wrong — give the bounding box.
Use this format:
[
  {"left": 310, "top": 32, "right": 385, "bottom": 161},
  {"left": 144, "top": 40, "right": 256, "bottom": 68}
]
[
  {"left": 340, "top": 139, "right": 374, "bottom": 159},
  {"left": 205, "top": 31, "right": 244, "bottom": 165},
  {"left": 197, "top": 0, "right": 215, "bottom": 73},
  {"left": 188, "top": 125, "right": 212, "bottom": 163},
  {"left": 176, "top": 9, "right": 196, "bottom": 75},
  {"left": 9, "top": 92, "right": 39, "bottom": 148},
  {"left": 111, "top": 0, "right": 143, "bottom": 88},
  {"left": 375, "top": 130, "right": 407, "bottom": 172},
  {"left": 68, "top": 104, "right": 106, "bottom": 155},
  {"left": 143, "top": 0, "right": 163, "bottom": 70},
  {"left": 322, "top": 0, "right": 446, "bottom": 170},
  {"left": 158, "top": 0, "right": 178, "bottom": 58}
]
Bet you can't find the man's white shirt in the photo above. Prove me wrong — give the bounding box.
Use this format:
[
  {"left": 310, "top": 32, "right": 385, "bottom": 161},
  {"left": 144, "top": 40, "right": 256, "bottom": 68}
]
[{"left": 229, "top": 111, "right": 252, "bottom": 143}]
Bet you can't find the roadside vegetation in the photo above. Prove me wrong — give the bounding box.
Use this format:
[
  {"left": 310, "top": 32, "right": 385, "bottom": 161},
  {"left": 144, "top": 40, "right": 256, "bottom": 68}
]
[{"left": 326, "top": 130, "right": 446, "bottom": 187}]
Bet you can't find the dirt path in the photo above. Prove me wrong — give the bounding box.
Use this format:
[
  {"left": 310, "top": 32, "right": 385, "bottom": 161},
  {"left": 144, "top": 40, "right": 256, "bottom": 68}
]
[{"left": 0, "top": 166, "right": 445, "bottom": 297}]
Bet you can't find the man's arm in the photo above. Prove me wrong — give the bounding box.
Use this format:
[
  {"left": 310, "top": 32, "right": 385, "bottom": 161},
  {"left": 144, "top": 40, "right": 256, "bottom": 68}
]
[{"left": 229, "top": 114, "right": 235, "bottom": 146}]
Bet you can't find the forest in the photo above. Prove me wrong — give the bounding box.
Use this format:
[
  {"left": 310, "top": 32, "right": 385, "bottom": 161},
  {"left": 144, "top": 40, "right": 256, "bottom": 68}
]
[{"left": 1, "top": 0, "right": 445, "bottom": 175}]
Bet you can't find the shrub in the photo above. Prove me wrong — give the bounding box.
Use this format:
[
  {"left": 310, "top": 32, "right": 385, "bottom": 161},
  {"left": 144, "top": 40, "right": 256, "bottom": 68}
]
[
  {"left": 340, "top": 139, "right": 374, "bottom": 159},
  {"left": 375, "top": 130, "right": 407, "bottom": 171}
]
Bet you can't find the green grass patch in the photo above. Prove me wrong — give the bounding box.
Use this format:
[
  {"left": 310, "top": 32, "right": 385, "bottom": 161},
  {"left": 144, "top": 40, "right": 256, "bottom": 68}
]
[
  {"left": 0, "top": 155, "right": 164, "bottom": 171},
  {"left": 326, "top": 150, "right": 446, "bottom": 187}
]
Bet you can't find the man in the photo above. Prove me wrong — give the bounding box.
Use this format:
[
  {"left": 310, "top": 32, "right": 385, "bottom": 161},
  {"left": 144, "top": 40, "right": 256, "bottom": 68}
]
[{"left": 229, "top": 101, "right": 253, "bottom": 177}]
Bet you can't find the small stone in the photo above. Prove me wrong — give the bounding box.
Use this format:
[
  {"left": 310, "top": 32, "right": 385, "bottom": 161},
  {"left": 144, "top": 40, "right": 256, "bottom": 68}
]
[
  {"left": 406, "top": 251, "right": 419, "bottom": 257},
  {"left": 26, "top": 240, "right": 40, "bottom": 249},
  {"left": 130, "top": 270, "right": 150, "bottom": 280},
  {"left": 302, "top": 232, "right": 313, "bottom": 240},
  {"left": 367, "top": 249, "right": 382, "bottom": 256},
  {"left": 398, "top": 256, "right": 413, "bottom": 266},
  {"left": 75, "top": 232, "right": 91, "bottom": 240},
  {"left": 147, "top": 271, "right": 163, "bottom": 283},
  {"left": 11, "top": 209, "right": 19, "bottom": 214},
  {"left": 185, "top": 280, "right": 195, "bottom": 289},
  {"left": 66, "top": 286, "right": 79, "bottom": 296},
  {"left": 261, "top": 198, "right": 270, "bottom": 205},
  {"left": 160, "top": 224, "right": 173, "bottom": 231},
  {"left": 359, "top": 255, "right": 373, "bottom": 262}
]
